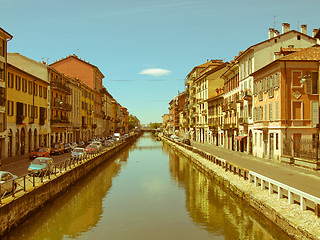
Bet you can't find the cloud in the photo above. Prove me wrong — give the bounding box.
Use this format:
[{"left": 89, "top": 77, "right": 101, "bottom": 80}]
[{"left": 139, "top": 68, "right": 172, "bottom": 77}]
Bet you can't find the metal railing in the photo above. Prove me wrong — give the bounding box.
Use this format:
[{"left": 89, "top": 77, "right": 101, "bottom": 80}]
[
  {"left": 164, "top": 136, "right": 320, "bottom": 218},
  {"left": 0, "top": 137, "right": 131, "bottom": 205}
]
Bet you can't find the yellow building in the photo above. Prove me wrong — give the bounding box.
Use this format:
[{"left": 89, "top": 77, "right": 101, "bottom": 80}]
[
  {"left": 0, "top": 28, "right": 12, "bottom": 158},
  {"left": 48, "top": 67, "right": 72, "bottom": 144},
  {"left": 7, "top": 53, "right": 50, "bottom": 157},
  {"left": 81, "top": 83, "right": 94, "bottom": 141}
]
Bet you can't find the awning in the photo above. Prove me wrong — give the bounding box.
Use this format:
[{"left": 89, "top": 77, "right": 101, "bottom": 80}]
[{"left": 235, "top": 135, "right": 247, "bottom": 141}]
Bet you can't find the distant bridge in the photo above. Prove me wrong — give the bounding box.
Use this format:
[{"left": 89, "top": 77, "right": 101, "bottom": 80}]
[{"left": 141, "top": 128, "right": 160, "bottom": 133}]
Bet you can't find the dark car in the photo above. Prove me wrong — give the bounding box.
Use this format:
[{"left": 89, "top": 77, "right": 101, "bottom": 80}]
[
  {"left": 182, "top": 139, "right": 191, "bottom": 145},
  {"left": 50, "top": 143, "right": 64, "bottom": 155},
  {"left": 64, "top": 143, "right": 72, "bottom": 153},
  {"left": 77, "top": 141, "right": 86, "bottom": 148}
]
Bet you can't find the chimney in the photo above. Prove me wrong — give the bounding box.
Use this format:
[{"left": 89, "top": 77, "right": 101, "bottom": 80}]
[
  {"left": 313, "top": 29, "right": 318, "bottom": 38},
  {"left": 268, "top": 28, "right": 275, "bottom": 39},
  {"left": 282, "top": 23, "right": 290, "bottom": 34},
  {"left": 301, "top": 25, "right": 307, "bottom": 35}
]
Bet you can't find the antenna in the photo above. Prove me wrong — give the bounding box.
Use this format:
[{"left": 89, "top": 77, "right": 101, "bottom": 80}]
[{"left": 273, "top": 15, "right": 276, "bottom": 29}]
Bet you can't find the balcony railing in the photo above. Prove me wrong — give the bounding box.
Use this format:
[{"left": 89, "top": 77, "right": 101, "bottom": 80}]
[
  {"left": 51, "top": 116, "right": 70, "bottom": 124},
  {"left": 51, "top": 82, "right": 71, "bottom": 95},
  {"left": 51, "top": 99, "right": 72, "bottom": 111},
  {"left": 238, "top": 117, "right": 248, "bottom": 125}
]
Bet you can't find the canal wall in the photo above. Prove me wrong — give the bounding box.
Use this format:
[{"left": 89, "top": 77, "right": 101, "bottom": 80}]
[
  {"left": 163, "top": 138, "right": 320, "bottom": 240},
  {"left": 0, "top": 133, "right": 141, "bottom": 237}
]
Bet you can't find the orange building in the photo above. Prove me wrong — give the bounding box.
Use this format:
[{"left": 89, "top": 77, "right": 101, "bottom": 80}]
[
  {"left": 50, "top": 55, "right": 105, "bottom": 138},
  {"left": 252, "top": 45, "right": 320, "bottom": 164}
]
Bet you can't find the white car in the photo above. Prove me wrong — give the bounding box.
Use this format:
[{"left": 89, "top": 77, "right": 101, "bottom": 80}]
[
  {"left": 0, "top": 171, "right": 17, "bottom": 196},
  {"left": 71, "top": 147, "right": 86, "bottom": 158},
  {"left": 91, "top": 141, "right": 102, "bottom": 150}
]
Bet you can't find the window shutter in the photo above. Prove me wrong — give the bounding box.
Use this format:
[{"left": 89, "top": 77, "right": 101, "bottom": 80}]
[
  {"left": 264, "top": 104, "right": 267, "bottom": 121},
  {"left": 312, "top": 101, "right": 319, "bottom": 127},
  {"left": 275, "top": 101, "right": 279, "bottom": 120},
  {"left": 306, "top": 78, "right": 312, "bottom": 94},
  {"left": 269, "top": 103, "right": 273, "bottom": 121}
]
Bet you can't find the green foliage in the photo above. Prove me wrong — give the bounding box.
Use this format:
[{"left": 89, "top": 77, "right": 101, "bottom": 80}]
[
  {"left": 128, "top": 115, "right": 137, "bottom": 130},
  {"left": 149, "top": 122, "right": 161, "bottom": 129}
]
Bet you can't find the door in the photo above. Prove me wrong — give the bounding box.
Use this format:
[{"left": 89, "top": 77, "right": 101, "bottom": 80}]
[{"left": 269, "top": 133, "right": 274, "bottom": 159}]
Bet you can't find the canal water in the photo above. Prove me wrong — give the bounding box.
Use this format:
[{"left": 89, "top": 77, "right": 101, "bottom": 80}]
[{"left": 6, "top": 133, "right": 291, "bottom": 240}]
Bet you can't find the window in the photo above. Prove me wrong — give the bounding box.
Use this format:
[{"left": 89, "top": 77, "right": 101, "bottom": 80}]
[
  {"left": 275, "top": 101, "right": 279, "bottom": 120},
  {"left": 39, "top": 85, "right": 42, "bottom": 97},
  {"left": 264, "top": 104, "right": 267, "bottom": 121},
  {"left": 7, "top": 101, "right": 14, "bottom": 116},
  {"left": 292, "top": 71, "right": 302, "bottom": 87},
  {"left": 297, "top": 35, "right": 301, "bottom": 40},
  {"left": 311, "top": 72, "right": 318, "bottom": 94},
  {"left": 28, "top": 81, "right": 32, "bottom": 94},
  {"left": 292, "top": 101, "right": 302, "bottom": 119},
  {"left": 276, "top": 133, "right": 279, "bottom": 150},
  {"left": 15, "top": 76, "right": 21, "bottom": 90},
  {"left": 0, "top": 39, "right": 4, "bottom": 57},
  {"left": 44, "top": 87, "right": 47, "bottom": 99},
  {"left": 7, "top": 73, "right": 14, "bottom": 88},
  {"left": 0, "top": 62, "right": 4, "bottom": 81},
  {"left": 269, "top": 103, "right": 273, "bottom": 121},
  {"left": 260, "top": 133, "right": 262, "bottom": 147},
  {"left": 312, "top": 101, "right": 319, "bottom": 127}
]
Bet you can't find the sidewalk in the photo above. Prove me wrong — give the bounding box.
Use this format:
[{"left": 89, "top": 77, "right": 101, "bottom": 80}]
[{"left": 190, "top": 140, "right": 320, "bottom": 198}]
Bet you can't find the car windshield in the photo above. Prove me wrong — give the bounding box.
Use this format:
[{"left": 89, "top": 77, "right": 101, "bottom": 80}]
[
  {"left": 32, "top": 159, "right": 48, "bottom": 165},
  {"left": 87, "top": 145, "right": 96, "bottom": 148},
  {"left": 74, "top": 148, "right": 84, "bottom": 152},
  {"left": 37, "top": 148, "right": 45, "bottom": 152},
  {"left": 54, "top": 145, "right": 60, "bottom": 148}
]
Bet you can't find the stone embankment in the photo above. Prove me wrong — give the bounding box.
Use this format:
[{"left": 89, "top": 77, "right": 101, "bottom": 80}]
[
  {"left": 0, "top": 133, "right": 141, "bottom": 237},
  {"left": 164, "top": 138, "right": 320, "bottom": 240}
]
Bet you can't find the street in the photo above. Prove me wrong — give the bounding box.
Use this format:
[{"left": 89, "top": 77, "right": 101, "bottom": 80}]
[{"left": 1, "top": 152, "right": 72, "bottom": 177}]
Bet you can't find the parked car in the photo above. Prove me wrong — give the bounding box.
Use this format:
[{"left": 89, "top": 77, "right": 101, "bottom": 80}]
[
  {"left": 85, "top": 144, "right": 98, "bottom": 153},
  {"left": 171, "top": 135, "right": 180, "bottom": 142},
  {"left": 71, "top": 147, "right": 86, "bottom": 158},
  {"left": 77, "top": 141, "right": 86, "bottom": 148},
  {"left": 29, "top": 147, "right": 51, "bottom": 160},
  {"left": 51, "top": 143, "right": 64, "bottom": 155},
  {"left": 28, "top": 157, "right": 54, "bottom": 176},
  {"left": 64, "top": 143, "right": 72, "bottom": 153},
  {"left": 91, "top": 141, "right": 102, "bottom": 150},
  {"left": 182, "top": 139, "right": 191, "bottom": 145},
  {"left": 0, "top": 171, "right": 18, "bottom": 196},
  {"left": 70, "top": 142, "right": 78, "bottom": 150}
]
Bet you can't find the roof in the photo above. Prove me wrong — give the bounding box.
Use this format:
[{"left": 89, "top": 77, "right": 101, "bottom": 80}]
[
  {"left": 279, "top": 45, "right": 320, "bottom": 61},
  {"left": 0, "top": 27, "right": 13, "bottom": 40},
  {"left": 51, "top": 54, "right": 105, "bottom": 78},
  {"left": 236, "top": 30, "right": 316, "bottom": 61},
  {"left": 251, "top": 45, "right": 320, "bottom": 76},
  {"left": 186, "top": 60, "right": 224, "bottom": 78}
]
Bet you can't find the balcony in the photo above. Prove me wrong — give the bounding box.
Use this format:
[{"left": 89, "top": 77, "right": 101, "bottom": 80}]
[
  {"left": 51, "top": 116, "right": 70, "bottom": 124},
  {"left": 238, "top": 117, "right": 248, "bottom": 125},
  {"left": 51, "top": 99, "right": 72, "bottom": 111},
  {"left": 0, "top": 96, "right": 5, "bottom": 107},
  {"left": 223, "top": 123, "right": 237, "bottom": 130},
  {"left": 51, "top": 82, "right": 71, "bottom": 95}
]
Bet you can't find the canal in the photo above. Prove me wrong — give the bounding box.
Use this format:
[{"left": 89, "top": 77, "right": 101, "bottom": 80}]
[{"left": 5, "top": 133, "right": 291, "bottom": 240}]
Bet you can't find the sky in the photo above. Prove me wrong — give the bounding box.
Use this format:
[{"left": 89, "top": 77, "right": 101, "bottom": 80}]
[{"left": 1, "top": 0, "right": 320, "bottom": 124}]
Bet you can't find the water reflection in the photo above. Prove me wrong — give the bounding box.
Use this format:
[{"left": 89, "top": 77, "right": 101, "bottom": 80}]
[
  {"left": 4, "top": 134, "right": 292, "bottom": 240},
  {"left": 5, "top": 148, "right": 129, "bottom": 240},
  {"left": 167, "top": 146, "right": 292, "bottom": 240}
]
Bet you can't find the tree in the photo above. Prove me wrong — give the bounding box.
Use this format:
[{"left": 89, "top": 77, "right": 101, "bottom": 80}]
[
  {"left": 128, "top": 115, "right": 137, "bottom": 130},
  {"left": 149, "top": 122, "right": 161, "bottom": 129}
]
